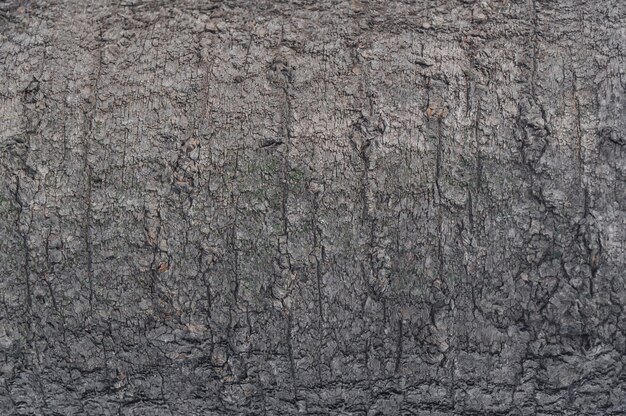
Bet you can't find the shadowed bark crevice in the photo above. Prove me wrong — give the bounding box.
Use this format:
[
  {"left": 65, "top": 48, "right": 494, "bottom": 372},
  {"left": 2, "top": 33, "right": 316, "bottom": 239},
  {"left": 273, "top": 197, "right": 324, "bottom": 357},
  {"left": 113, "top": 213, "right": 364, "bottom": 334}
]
[{"left": 0, "top": 1, "right": 624, "bottom": 415}]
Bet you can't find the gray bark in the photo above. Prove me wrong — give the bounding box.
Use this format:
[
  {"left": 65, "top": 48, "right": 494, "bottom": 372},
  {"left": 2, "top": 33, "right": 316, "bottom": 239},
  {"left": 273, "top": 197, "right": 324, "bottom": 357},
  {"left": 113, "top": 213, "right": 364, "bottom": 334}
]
[{"left": 0, "top": 0, "right": 625, "bottom": 414}]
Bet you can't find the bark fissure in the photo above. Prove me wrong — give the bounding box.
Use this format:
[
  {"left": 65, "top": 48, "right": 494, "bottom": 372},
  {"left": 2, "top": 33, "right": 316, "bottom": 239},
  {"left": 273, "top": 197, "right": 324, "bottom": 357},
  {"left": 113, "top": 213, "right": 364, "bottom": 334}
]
[
  {"left": 82, "top": 25, "right": 105, "bottom": 312},
  {"left": 0, "top": 2, "right": 623, "bottom": 415}
]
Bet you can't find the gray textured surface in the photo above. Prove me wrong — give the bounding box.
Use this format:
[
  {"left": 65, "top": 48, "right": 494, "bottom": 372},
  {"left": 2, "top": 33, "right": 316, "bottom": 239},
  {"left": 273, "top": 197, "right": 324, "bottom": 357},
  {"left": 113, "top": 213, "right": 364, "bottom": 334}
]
[{"left": 0, "top": 0, "right": 625, "bottom": 414}]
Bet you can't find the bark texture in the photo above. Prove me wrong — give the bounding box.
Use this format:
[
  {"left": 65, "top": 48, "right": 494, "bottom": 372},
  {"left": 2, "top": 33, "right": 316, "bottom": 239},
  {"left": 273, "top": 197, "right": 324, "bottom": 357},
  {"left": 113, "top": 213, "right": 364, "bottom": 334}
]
[{"left": 1, "top": 0, "right": 625, "bottom": 414}]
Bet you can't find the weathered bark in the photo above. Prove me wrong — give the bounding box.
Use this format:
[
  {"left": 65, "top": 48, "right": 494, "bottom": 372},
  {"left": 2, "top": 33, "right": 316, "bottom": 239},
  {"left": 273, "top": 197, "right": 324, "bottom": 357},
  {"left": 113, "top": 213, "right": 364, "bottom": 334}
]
[{"left": 0, "top": 1, "right": 625, "bottom": 414}]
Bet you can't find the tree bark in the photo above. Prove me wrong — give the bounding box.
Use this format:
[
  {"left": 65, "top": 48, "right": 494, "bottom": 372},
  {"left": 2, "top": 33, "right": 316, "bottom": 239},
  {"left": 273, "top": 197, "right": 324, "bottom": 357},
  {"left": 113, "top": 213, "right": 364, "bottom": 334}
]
[{"left": 0, "top": 1, "right": 625, "bottom": 414}]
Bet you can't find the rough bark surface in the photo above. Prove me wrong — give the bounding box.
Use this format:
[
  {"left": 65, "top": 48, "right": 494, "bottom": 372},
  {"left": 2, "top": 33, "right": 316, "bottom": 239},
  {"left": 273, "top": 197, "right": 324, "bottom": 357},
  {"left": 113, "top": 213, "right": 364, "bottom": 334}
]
[{"left": 0, "top": 1, "right": 625, "bottom": 415}]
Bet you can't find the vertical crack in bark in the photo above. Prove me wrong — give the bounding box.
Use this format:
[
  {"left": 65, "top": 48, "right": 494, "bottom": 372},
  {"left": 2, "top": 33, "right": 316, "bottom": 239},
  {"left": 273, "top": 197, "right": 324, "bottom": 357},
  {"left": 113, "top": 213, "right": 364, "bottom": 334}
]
[
  {"left": 434, "top": 117, "right": 447, "bottom": 299},
  {"left": 121, "top": 127, "right": 128, "bottom": 186},
  {"left": 572, "top": 69, "right": 585, "bottom": 184},
  {"left": 14, "top": 175, "right": 32, "bottom": 311},
  {"left": 272, "top": 38, "right": 297, "bottom": 398},
  {"left": 202, "top": 264, "right": 212, "bottom": 322},
  {"left": 474, "top": 102, "right": 483, "bottom": 194},
  {"left": 281, "top": 94, "right": 291, "bottom": 242},
  {"left": 435, "top": 119, "right": 443, "bottom": 199},
  {"left": 285, "top": 309, "right": 297, "bottom": 401},
  {"left": 16, "top": 74, "right": 42, "bottom": 313},
  {"left": 437, "top": 193, "right": 445, "bottom": 296},
  {"left": 232, "top": 227, "right": 240, "bottom": 308},
  {"left": 83, "top": 127, "right": 94, "bottom": 312},
  {"left": 394, "top": 318, "right": 403, "bottom": 373},
  {"left": 82, "top": 24, "right": 105, "bottom": 312},
  {"left": 0, "top": 3, "right": 623, "bottom": 414},
  {"left": 449, "top": 354, "right": 457, "bottom": 412},
  {"left": 580, "top": 187, "right": 602, "bottom": 297},
  {"left": 529, "top": 0, "right": 539, "bottom": 99},
  {"left": 144, "top": 201, "right": 162, "bottom": 298},
  {"left": 231, "top": 150, "right": 241, "bottom": 305},
  {"left": 311, "top": 191, "right": 325, "bottom": 383},
  {"left": 43, "top": 229, "right": 59, "bottom": 312}
]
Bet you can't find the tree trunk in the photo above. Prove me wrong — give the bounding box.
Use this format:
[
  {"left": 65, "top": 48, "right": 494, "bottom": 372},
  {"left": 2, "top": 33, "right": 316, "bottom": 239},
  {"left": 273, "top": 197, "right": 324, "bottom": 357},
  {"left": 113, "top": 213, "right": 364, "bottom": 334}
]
[{"left": 1, "top": 1, "right": 625, "bottom": 414}]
